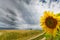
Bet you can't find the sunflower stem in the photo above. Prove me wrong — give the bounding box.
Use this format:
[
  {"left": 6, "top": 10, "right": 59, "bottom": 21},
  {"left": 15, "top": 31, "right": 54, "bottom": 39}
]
[{"left": 51, "top": 36, "right": 53, "bottom": 40}]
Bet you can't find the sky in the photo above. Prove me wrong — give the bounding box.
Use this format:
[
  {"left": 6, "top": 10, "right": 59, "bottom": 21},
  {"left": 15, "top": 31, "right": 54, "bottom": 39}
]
[{"left": 0, "top": 0, "right": 60, "bottom": 29}]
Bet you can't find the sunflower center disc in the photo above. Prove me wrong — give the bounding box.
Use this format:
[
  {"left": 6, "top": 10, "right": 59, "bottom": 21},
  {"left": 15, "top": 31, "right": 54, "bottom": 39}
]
[{"left": 45, "top": 17, "right": 57, "bottom": 29}]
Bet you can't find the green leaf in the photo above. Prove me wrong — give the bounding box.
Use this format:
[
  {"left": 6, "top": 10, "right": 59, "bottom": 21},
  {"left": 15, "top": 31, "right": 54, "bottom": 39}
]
[
  {"left": 56, "top": 13, "right": 60, "bottom": 16},
  {"left": 45, "top": 33, "right": 51, "bottom": 38},
  {"left": 45, "top": 33, "right": 53, "bottom": 40}
]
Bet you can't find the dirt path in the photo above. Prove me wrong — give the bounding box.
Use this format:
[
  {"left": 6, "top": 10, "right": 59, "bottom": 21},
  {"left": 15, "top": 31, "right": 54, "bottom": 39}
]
[{"left": 28, "top": 32, "right": 45, "bottom": 40}]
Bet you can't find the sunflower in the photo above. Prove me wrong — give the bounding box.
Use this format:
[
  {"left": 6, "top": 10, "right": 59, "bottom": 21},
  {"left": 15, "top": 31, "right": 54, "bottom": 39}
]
[{"left": 40, "top": 11, "right": 60, "bottom": 37}]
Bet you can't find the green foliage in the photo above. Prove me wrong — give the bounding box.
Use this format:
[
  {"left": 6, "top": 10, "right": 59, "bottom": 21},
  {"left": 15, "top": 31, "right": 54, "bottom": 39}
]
[
  {"left": 53, "top": 30, "right": 60, "bottom": 40},
  {"left": 45, "top": 33, "right": 50, "bottom": 37},
  {"left": 56, "top": 13, "right": 60, "bottom": 16},
  {"left": 45, "top": 33, "right": 53, "bottom": 40}
]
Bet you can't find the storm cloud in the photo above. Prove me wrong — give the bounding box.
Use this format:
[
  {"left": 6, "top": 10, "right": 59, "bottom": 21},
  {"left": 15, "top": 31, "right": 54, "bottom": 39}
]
[{"left": 0, "top": 0, "right": 60, "bottom": 29}]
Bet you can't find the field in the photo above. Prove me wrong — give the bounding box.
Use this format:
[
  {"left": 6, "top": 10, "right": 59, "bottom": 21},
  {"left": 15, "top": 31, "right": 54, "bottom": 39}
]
[
  {"left": 0, "top": 30, "right": 44, "bottom": 40},
  {"left": 0, "top": 30, "right": 60, "bottom": 40}
]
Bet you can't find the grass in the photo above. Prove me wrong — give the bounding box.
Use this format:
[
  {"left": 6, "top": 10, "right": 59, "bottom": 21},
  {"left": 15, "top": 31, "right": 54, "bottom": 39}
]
[
  {"left": 0, "top": 30, "right": 60, "bottom": 40},
  {"left": 0, "top": 30, "right": 43, "bottom": 40}
]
